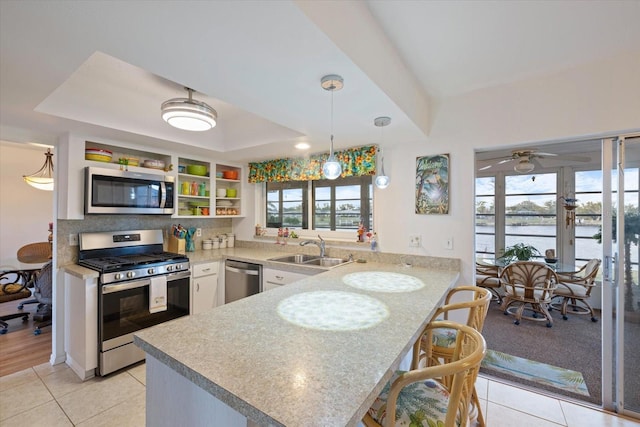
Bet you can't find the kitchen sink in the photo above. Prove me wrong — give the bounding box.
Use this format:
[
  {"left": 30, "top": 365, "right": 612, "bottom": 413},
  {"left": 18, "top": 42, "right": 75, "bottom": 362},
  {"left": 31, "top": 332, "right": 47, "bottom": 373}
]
[
  {"left": 268, "top": 254, "right": 320, "bottom": 264},
  {"left": 303, "top": 257, "right": 352, "bottom": 267},
  {"left": 268, "top": 254, "right": 352, "bottom": 268}
]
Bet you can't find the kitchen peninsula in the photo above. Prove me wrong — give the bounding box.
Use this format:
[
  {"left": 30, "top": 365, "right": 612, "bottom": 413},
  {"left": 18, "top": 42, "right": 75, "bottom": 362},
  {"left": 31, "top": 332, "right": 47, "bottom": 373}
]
[{"left": 134, "top": 258, "right": 458, "bottom": 427}]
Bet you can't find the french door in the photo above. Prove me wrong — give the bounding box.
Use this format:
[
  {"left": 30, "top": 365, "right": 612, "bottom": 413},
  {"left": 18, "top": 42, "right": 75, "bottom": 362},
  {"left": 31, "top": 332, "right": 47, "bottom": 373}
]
[{"left": 602, "top": 135, "right": 640, "bottom": 418}]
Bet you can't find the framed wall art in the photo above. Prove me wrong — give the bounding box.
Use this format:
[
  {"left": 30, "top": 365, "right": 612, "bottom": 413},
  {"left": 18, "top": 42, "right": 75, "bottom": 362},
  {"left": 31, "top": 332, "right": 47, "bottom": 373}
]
[{"left": 416, "top": 154, "right": 450, "bottom": 214}]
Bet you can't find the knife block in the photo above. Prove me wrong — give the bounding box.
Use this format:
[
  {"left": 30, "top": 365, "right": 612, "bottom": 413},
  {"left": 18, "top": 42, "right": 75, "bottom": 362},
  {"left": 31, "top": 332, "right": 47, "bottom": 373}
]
[{"left": 168, "top": 236, "right": 186, "bottom": 254}]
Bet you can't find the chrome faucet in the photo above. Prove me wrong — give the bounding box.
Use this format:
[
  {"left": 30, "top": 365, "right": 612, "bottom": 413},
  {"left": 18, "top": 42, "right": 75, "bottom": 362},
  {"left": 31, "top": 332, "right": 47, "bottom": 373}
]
[{"left": 300, "top": 235, "right": 326, "bottom": 257}]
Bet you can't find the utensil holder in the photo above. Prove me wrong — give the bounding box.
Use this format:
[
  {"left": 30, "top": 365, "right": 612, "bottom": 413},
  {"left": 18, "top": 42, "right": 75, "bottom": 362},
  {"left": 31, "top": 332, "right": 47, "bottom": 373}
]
[{"left": 168, "top": 236, "right": 186, "bottom": 254}]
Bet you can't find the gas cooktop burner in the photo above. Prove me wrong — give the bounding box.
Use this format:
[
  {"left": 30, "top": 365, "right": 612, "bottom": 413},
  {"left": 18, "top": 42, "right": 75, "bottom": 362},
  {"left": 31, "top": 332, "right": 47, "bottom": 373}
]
[
  {"left": 77, "top": 230, "right": 190, "bottom": 283},
  {"left": 79, "top": 252, "right": 187, "bottom": 273}
]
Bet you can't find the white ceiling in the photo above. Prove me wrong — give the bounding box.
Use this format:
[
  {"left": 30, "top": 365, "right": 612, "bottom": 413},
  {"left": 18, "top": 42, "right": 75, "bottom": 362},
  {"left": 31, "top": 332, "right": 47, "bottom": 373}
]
[{"left": 1, "top": 1, "right": 639, "bottom": 163}]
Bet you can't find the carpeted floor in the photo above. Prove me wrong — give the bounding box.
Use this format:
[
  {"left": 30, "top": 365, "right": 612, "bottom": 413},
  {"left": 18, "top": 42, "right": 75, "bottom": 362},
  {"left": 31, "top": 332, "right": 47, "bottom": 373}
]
[{"left": 480, "top": 301, "right": 603, "bottom": 405}]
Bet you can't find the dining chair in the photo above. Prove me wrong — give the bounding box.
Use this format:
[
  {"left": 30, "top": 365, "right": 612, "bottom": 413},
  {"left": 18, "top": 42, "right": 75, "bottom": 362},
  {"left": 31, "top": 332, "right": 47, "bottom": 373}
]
[
  {"left": 415, "top": 286, "right": 492, "bottom": 426},
  {"left": 500, "top": 261, "right": 559, "bottom": 327},
  {"left": 475, "top": 262, "right": 503, "bottom": 304},
  {"left": 363, "top": 321, "right": 486, "bottom": 427},
  {"left": 551, "top": 258, "right": 601, "bottom": 322}
]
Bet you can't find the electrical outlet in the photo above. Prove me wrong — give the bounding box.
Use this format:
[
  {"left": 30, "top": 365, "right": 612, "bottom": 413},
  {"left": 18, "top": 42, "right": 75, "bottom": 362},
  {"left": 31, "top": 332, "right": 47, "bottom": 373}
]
[
  {"left": 68, "top": 233, "right": 79, "bottom": 246},
  {"left": 409, "top": 235, "right": 421, "bottom": 247},
  {"left": 196, "top": 228, "right": 202, "bottom": 237},
  {"left": 444, "top": 237, "right": 453, "bottom": 250}
]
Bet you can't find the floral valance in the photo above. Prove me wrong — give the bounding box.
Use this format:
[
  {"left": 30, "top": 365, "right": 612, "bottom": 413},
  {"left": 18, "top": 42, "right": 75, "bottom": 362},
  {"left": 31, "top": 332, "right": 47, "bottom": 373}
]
[{"left": 248, "top": 145, "right": 378, "bottom": 183}]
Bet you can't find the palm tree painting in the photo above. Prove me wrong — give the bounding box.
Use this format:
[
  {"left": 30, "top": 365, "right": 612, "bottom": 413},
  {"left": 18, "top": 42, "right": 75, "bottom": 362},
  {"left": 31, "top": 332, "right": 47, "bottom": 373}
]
[{"left": 416, "top": 154, "right": 450, "bottom": 214}]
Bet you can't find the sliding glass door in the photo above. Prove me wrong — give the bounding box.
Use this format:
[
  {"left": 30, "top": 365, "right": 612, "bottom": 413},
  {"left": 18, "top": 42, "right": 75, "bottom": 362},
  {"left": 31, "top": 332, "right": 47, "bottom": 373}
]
[{"left": 603, "top": 135, "right": 640, "bottom": 418}]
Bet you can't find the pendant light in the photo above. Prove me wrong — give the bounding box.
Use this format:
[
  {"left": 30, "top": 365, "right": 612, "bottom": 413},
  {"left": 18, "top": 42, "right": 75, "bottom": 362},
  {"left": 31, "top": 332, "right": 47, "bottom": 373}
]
[
  {"left": 161, "top": 87, "right": 217, "bottom": 131},
  {"left": 23, "top": 148, "right": 54, "bottom": 191},
  {"left": 374, "top": 116, "right": 391, "bottom": 189},
  {"left": 321, "top": 74, "right": 343, "bottom": 180}
]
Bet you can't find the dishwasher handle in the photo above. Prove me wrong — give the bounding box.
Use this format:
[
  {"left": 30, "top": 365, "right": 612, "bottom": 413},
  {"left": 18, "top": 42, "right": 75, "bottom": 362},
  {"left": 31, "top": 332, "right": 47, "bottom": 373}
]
[{"left": 225, "top": 265, "right": 260, "bottom": 275}]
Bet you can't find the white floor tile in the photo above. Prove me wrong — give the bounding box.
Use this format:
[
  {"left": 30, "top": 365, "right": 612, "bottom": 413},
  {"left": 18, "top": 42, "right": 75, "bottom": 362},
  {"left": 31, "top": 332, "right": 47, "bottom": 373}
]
[
  {"left": 127, "top": 362, "right": 146, "bottom": 386},
  {"left": 55, "top": 370, "right": 145, "bottom": 425},
  {"left": 476, "top": 375, "right": 489, "bottom": 400},
  {"left": 0, "top": 400, "right": 72, "bottom": 427},
  {"left": 33, "top": 361, "right": 70, "bottom": 379},
  {"left": 0, "top": 377, "right": 54, "bottom": 421},
  {"left": 561, "top": 400, "right": 640, "bottom": 427},
  {"left": 0, "top": 367, "right": 37, "bottom": 392},
  {"left": 39, "top": 363, "right": 92, "bottom": 398},
  {"left": 76, "top": 390, "right": 146, "bottom": 427},
  {"left": 488, "top": 380, "right": 566, "bottom": 425},
  {"left": 485, "top": 401, "right": 566, "bottom": 427}
]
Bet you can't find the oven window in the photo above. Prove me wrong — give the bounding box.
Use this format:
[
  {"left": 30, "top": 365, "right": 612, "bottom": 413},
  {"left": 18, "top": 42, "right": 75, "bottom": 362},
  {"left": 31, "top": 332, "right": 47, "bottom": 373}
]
[{"left": 100, "top": 277, "right": 189, "bottom": 342}]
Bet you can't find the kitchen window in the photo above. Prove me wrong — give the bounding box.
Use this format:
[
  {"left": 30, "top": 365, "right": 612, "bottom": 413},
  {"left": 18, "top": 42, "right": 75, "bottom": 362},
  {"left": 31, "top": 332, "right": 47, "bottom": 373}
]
[
  {"left": 265, "top": 176, "right": 373, "bottom": 232},
  {"left": 266, "top": 182, "right": 308, "bottom": 229}
]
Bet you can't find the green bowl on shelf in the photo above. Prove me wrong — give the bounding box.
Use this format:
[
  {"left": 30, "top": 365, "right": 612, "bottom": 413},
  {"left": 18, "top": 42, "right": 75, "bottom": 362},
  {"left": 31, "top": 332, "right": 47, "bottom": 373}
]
[{"left": 186, "top": 164, "right": 207, "bottom": 176}]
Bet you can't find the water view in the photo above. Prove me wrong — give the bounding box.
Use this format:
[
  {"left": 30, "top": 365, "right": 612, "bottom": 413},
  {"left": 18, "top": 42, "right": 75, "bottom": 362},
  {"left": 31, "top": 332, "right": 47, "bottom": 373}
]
[{"left": 476, "top": 225, "right": 639, "bottom": 263}]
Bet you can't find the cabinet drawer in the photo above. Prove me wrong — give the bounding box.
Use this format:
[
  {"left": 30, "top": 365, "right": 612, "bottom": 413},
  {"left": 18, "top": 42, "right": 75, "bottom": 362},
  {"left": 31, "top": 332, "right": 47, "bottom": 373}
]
[
  {"left": 192, "top": 262, "right": 219, "bottom": 278},
  {"left": 263, "top": 268, "right": 312, "bottom": 285}
]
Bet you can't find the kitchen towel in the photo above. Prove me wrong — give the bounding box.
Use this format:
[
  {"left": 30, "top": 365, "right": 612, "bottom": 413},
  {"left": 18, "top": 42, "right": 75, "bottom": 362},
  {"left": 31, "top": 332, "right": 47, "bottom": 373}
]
[{"left": 149, "top": 276, "right": 167, "bottom": 313}]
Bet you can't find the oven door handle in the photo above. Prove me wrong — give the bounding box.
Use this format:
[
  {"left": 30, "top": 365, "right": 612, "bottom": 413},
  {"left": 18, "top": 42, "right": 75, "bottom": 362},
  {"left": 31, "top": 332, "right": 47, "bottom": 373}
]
[{"left": 102, "top": 279, "right": 150, "bottom": 294}]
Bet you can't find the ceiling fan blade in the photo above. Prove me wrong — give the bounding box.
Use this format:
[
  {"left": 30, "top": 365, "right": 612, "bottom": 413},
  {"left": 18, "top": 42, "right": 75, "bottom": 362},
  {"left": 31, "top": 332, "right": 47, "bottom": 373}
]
[
  {"left": 556, "top": 154, "right": 591, "bottom": 162},
  {"left": 478, "top": 157, "right": 516, "bottom": 171},
  {"left": 532, "top": 152, "right": 559, "bottom": 157}
]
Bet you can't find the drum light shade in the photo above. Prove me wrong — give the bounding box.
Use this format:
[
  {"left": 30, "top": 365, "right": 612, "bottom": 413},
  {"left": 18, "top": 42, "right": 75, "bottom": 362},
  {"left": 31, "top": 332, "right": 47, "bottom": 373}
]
[{"left": 161, "top": 88, "right": 217, "bottom": 131}]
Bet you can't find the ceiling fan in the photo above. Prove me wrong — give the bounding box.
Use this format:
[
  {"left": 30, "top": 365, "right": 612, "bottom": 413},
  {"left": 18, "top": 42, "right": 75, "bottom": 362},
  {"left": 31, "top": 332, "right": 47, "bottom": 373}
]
[{"left": 478, "top": 149, "right": 591, "bottom": 174}]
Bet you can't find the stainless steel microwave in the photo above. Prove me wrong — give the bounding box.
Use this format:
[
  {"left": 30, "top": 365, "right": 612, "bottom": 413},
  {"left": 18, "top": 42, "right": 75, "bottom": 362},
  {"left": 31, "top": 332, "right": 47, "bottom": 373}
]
[{"left": 85, "top": 167, "right": 175, "bottom": 215}]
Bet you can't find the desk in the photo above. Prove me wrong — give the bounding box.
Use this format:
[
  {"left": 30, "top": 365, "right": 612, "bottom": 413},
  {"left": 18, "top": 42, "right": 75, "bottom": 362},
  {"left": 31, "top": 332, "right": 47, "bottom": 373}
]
[{"left": 134, "top": 261, "right": 458, "bottom": 427}]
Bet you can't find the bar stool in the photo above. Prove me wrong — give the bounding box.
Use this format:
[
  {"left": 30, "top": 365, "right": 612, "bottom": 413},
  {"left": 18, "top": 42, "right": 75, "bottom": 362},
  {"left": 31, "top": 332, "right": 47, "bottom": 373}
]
[{"left": 363, "top": 321, "right": 486, "bottom": 427}]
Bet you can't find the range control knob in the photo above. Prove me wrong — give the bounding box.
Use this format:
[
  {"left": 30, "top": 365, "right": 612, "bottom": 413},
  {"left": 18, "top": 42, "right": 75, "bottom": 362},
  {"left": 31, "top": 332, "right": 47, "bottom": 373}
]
[
  {"left": 127, "top": 271, "right": 136, "bottom": 279},
  {"left": 176, "top": 264, "right": 182, "bottom": 270},
  {"left": 115, "top": 273, "right": 123, "bottom": 280},
  {"left": 147, "top": 268, "right": 155, "bottom": 275},
  {"left": 166, "top": 265, "right": 173, "bottom": 272}
]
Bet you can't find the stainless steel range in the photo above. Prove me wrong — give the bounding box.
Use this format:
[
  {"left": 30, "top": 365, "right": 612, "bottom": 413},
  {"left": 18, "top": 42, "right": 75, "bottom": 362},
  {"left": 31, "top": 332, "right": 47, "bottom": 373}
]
[{"left": 78, "top": 229, "right": 190, "bottom": 376}]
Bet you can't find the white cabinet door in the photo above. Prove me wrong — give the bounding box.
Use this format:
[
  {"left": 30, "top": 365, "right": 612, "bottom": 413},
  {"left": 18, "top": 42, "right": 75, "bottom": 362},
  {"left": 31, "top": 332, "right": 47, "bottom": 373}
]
[
  {"left": 262, "top": 268, "right": 316, "bottom": 292},
  {"left": 192, "top": 262, "right": 219, "bottom": 315}
]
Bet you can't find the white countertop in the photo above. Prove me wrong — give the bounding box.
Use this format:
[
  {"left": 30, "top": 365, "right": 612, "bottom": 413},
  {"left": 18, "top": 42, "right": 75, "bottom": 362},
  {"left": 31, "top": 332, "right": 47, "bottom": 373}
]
[{"left": 134, "top": 259, "right": 458, "bottom": 426}]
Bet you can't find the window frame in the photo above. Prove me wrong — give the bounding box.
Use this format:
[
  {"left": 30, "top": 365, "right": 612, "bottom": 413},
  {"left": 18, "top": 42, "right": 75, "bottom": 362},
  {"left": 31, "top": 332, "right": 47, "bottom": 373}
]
[{"left": 262, "top": 175, "right": 374, "bottom": 238}]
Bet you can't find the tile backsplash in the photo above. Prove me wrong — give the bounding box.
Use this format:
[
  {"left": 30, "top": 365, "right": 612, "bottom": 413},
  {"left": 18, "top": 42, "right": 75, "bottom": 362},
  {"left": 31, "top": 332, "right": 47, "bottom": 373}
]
[{"left": 56, "top": 216, "right": 232, "bottom": 266}]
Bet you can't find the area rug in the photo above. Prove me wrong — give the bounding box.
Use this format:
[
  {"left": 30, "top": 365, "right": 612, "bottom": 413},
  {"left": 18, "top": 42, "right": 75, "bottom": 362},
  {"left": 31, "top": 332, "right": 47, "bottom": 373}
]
[{"left": 481, "top": 349, "right": 590, "bottom": 396}]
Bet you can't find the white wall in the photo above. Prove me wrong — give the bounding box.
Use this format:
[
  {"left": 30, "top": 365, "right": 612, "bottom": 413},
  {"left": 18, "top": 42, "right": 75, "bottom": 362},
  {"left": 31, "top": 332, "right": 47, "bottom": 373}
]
[
  {"left": 0, "top": 141, "right": 54, "bottom": 267},
  {"left": 236, "top": 52, "right": 640, "bottom": 285}
]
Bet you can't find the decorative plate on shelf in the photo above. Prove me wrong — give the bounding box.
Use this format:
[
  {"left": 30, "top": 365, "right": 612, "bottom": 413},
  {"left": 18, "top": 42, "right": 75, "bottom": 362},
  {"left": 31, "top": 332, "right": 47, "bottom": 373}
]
[{"left": 217, "top": 200, "right": 232, "bottom": 207}]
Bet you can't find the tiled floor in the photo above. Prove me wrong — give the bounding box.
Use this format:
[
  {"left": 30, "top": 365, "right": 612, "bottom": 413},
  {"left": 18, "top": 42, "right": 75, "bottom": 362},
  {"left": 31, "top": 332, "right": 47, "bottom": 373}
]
[{"left": 1, "top": 363, "right": 638, "bottom": 426}]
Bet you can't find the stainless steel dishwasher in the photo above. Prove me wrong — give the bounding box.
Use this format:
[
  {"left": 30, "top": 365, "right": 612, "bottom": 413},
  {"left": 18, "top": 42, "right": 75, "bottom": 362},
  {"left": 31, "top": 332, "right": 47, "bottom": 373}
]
[{"left": 224, "top": 259, "right": 261, "bottom": 303}]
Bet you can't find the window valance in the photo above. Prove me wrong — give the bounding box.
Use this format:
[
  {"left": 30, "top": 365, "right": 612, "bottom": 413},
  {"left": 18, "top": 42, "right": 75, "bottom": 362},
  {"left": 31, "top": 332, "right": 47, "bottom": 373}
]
[{"left": 248, "top": 145, "right": 377, "bottom": 183}]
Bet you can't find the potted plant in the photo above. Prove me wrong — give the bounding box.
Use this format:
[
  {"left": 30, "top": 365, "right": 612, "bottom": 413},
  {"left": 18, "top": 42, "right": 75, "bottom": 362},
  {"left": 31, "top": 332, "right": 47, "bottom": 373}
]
[{"left": 498, "top": 243, "right": 541, "bottom": 263}]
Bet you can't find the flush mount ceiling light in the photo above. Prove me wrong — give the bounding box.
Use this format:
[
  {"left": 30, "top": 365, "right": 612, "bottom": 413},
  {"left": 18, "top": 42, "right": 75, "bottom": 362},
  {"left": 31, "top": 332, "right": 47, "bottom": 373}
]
[
  {"left": 23, "top": 148, "right": 54, "bottom": 191},
  {"left": 321, "top": 74, "right": 344, "bottom": 180},
  {"left": 514, "top": 156, "right": 535, "bottom": 174},
  {"left": 295, "top": 142, "right": 310, "bottom": 150},
  {"left": 374, "top": 116, "right": 391, "bottom": 189},
  {"left": 161, "top": 87, "right": 217, "bottom": 131}
]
